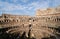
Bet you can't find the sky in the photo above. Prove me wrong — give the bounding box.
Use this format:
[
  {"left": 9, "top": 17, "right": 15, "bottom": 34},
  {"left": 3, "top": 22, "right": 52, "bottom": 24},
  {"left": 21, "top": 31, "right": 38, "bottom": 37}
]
[{"left": 0, "top": 0, "right": 60, "bottom": 16}]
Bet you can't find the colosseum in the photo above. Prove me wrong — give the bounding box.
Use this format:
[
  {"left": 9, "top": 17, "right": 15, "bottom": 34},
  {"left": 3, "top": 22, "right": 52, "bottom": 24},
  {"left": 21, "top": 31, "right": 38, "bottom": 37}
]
[{"left": 0, "top": 7, "right": 60, "bottom": 39}]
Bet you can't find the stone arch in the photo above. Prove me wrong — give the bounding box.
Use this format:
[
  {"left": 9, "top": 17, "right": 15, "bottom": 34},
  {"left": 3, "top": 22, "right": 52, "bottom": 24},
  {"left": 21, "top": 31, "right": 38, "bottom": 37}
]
[
  {"left": 33, "top": 19, "right": 34, "bottom": 22},
  {"left": 13, "top": 19, "right": 18, "bottom": 22},
  {"left": 16, "top": 20, "right": 18, "bottom": 22},
  {"left": 29, "top": 18, "right": 32, "bottom": 20},
  {"left": 13, "top": 19, "right": 15, "bottom": 22},
  {"left": 57, "top": 18, "right": 60, "bottom": 21},
  {"left": 4, "top": 15, "right": 6, "bottom": 18},
  {"left": 0, "top": 21, "right": 1, "bottom": 23},
  {"left": 4, "top": 19, "right": 10, "bottom": 22},
  {"left": 4, "top": 15, "right": 8, "bottom": 18}
]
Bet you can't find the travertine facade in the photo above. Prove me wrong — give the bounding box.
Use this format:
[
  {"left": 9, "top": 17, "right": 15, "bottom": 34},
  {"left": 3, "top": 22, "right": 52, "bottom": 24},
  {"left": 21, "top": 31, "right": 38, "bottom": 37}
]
[
  {"left": 36, "top": 7, "right": 60, "bottom": 16},
  {"left": 0, "top": 7, "right": 60, "bottom": 39}
]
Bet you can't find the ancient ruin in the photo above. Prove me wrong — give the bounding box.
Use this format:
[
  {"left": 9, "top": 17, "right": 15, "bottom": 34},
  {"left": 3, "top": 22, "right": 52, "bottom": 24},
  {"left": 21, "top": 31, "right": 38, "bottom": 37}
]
[{"left": 0, "top": 7, "right": 60, "bottom": 39}]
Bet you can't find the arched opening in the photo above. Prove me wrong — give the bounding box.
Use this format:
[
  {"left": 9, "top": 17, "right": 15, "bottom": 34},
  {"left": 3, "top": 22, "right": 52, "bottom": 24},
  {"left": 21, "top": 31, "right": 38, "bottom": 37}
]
[
  {"left": 17, "top": 20, "right": 18, "bottom": 22},
  {"left": 0, "top": 21, "right": 1, "bottom": 23},
  {"left": 57, "top": 18, "right": 60, "bottom": 21}
]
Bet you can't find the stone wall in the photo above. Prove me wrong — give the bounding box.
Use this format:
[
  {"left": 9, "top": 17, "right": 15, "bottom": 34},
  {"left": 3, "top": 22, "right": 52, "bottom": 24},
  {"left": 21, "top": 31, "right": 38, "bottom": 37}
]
[
  {"left": 0, "top": 13, "right": 60, "bottom": 39},
  {"left": 0, "top": 14, "right": 60, "bottom": 27},
  {"left": 36, "top": 7, "right": 60, "bottom": 16}
]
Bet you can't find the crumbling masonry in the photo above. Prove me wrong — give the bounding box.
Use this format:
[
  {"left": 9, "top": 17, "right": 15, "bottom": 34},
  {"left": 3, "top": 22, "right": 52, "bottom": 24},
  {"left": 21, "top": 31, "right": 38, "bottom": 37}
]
[{"left": 0, "top": 7, "right": 60, "bottom": 39}]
